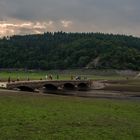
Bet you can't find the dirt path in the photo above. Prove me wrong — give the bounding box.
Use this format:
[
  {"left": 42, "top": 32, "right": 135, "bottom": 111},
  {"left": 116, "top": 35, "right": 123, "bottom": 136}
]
[{"left": 91, "top": 81, "right": 107, "bottom": 89}]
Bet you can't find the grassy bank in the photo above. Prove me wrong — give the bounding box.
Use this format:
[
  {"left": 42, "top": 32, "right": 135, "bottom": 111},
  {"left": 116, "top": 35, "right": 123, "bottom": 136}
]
[
  {"left": 0, "top": 91, "right": 139, "bottom": 140},
  {"left": 0, "top": 70, "right": 136, "bottom": 81}
]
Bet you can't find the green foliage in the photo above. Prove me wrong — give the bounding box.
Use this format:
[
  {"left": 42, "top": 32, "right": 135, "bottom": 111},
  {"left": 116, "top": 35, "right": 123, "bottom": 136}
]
[
  {"left": 0, "top": 70, "right": 128, "bottom": 81},
  {"left": 0, "top": 32, "right": 140, "bottom": 70},
  {"left": 0, "top": 92, "right": 140, "bottom": 140}
]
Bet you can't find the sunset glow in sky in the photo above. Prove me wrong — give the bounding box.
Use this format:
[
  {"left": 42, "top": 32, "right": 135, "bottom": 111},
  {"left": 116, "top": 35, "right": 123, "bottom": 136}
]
[{"left": 0, "top": 0, "right": 140, "bottom": 37}]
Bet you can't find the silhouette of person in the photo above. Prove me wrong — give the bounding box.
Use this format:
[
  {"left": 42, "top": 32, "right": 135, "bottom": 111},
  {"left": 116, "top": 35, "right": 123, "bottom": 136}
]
[
  {"left": 56, "top": 75, "right": 59, "bottom": 80},
  {"left": 8, "top": 76, "right": 11, "bottom": 83}
]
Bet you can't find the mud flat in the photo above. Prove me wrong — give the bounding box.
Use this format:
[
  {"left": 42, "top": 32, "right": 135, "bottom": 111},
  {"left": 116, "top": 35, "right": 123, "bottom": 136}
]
[{"left": 0, "top": 88, "right": 139, "bottom": 100}]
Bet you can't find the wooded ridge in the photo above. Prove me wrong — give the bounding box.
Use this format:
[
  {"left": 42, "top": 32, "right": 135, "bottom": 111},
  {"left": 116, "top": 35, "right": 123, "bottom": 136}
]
[{"left": 0, "top": 32, "right": 140, "bottom": 70}]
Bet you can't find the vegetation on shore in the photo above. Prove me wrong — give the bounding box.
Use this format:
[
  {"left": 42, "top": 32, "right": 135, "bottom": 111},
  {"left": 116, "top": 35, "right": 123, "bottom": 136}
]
[{"left": 0, "top": 32, "right": 140, "bottom": 70}]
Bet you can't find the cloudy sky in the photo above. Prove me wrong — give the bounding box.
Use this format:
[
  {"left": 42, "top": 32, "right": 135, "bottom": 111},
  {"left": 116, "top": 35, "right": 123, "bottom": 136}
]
[{"left": 0, "top": 0, "right": 140, "bottom": 37}]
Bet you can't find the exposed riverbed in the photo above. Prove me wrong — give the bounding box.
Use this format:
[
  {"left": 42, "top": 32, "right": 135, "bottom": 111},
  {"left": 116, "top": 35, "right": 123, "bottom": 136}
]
[{"left": 0, "top": 88, "right": 140, "bottom": 100}]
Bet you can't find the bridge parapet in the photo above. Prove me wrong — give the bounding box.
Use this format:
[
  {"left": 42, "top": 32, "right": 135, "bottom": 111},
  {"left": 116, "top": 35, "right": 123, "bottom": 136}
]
[{"left": 6, "top": 80, "right": 92, "bottom": 91}]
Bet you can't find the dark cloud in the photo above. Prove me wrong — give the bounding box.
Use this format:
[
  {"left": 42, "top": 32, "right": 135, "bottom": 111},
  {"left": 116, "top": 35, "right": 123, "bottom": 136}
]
[{"left": 0, "top": 0, "right": 140, "bottom": 36}]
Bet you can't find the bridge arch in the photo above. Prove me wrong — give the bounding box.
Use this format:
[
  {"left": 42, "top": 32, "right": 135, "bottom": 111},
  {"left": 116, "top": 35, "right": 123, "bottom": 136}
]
[
  {"left": 43, "top": 84, "right": 58, "bottom": 91},
  {"left": 63, "top": 83, "right": 75, "bottom": 90},
  {"left": 16, "top": 86, "right": 34, "bottom": 92},
  {"left": 78, "top": 83, "right": 88, "bottom": 91}
]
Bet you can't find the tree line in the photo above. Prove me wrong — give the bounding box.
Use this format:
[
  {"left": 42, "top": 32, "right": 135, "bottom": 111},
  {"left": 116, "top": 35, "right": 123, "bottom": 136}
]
[{"left": 0, "top": 32, "right": 140, "bottom": 70}]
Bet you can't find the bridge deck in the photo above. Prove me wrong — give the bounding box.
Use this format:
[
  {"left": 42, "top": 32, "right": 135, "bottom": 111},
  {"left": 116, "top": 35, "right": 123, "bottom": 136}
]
[{"left": 0, "top": 80, "right": 92, "bottom": 90}]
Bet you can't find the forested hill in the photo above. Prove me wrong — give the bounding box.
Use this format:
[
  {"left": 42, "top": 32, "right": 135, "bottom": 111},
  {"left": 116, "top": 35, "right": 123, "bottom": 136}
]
[{"left": 0, "top": 32, "right": 140, "bottom": 70}]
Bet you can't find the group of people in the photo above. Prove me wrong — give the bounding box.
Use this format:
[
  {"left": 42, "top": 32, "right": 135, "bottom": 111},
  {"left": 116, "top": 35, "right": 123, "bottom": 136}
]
[
  {"left": 71, "top": 75, "right": 87, "bottom": 80},
  {"left": 7, "top": 74, "right": 87, "bottom": 83},
  {"left": 45, "top": 74, "right": 53, "bottom": 80},
  {"left": 45, "top": 74, "right": 87, "bottom": 80},
  {"left": 7, "top": 76, "right": 30, "bottom": 83},
  {"left": 45, "top": 74, "right": 59, "bottom": 80}
]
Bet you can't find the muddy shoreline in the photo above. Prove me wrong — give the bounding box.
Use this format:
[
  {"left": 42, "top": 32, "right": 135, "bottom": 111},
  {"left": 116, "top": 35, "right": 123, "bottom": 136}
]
[{"left": 0, "top": 89, "right": 139, "bottom": 100}]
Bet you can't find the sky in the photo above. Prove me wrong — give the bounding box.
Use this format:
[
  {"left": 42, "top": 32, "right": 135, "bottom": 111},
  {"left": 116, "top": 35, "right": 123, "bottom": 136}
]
[{"left": 0, "top": 0, "right": 140, "bottom": 37}]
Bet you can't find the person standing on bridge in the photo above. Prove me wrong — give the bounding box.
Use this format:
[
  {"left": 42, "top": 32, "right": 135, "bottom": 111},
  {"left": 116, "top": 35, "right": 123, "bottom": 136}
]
[
  {"left": 8, "top": 76, "right": 11, "bottom": 83},
  {"left": 45, "top": 74, "right": 48, "bottom": 80},
  {"left": 75, "top": 76, "right": 81, "bottom": 80},
  {"left": 17, "top": 77, "right": 19, "bottom": 81},
  {"left": 71, "top": 75, "right": 74, "bottom": 80},
  {"left": 56, "top": 74, "right": 59, "bottom": 80},
  {"left": 50, "top": 75, "right": 53, "bottom": 80},
  {"left": 48, "top": 75, "right": 52, "bottom": 80},
  {"left": 27, "top": 76, "right": 30, "bottom": 81},
  {"left": 84, "top": 76, "right": 87, "bottom": 80}
]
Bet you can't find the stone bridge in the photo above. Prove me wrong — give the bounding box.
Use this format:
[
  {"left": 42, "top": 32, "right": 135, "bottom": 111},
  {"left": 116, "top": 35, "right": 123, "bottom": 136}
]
[{"left": 6, "top": 80, "right": 92, "bottom": 92}]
